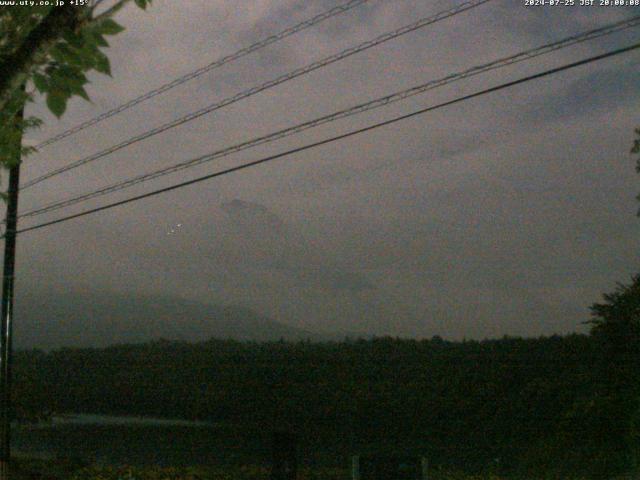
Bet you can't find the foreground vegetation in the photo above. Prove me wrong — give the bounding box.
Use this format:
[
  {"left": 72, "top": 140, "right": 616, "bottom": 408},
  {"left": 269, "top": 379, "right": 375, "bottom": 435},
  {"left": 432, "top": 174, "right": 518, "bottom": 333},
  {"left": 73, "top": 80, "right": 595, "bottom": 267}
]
[
  {"left": 10, "top": 335, "right": 638, "bottom": 478},
  {"left": 8, "top": 458, "right": 609, "bottom": 480}
]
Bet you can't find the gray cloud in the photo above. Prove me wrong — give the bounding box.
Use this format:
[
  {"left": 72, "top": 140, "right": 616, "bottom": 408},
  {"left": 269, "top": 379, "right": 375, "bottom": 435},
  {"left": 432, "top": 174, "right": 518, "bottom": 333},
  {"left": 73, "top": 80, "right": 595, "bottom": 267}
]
[
  {"left": 10, "top": 0, "right": 640, "bottom": 342},
  {"left": 221, "top": 199, "right": 373, "bottom": 292}
]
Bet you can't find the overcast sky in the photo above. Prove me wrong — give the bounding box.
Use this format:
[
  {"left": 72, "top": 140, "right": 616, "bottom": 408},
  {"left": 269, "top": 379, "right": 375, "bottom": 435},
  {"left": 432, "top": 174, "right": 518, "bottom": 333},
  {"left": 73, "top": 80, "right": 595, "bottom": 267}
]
[{"left": 11, "top": 0, "right": 640, "bottom": 340}]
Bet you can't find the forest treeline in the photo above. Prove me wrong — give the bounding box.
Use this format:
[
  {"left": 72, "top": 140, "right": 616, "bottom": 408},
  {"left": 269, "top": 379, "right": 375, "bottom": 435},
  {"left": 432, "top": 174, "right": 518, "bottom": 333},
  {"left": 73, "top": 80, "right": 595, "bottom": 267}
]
[{"left": 11, "top": 326, "right": 639, "bottom": 479}]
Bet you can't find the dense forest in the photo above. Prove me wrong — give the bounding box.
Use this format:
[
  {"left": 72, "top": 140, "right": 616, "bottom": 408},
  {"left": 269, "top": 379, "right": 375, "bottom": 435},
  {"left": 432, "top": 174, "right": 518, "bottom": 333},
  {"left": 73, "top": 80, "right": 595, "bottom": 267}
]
[{"left": 11, "top": 325, "right": 638, "bottom": 479}]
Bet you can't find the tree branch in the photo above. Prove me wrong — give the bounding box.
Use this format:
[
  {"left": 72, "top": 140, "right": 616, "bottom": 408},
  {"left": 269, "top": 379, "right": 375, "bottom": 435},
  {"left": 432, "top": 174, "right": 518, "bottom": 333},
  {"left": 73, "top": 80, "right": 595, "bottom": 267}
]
[{"left": 92, "top": 0, "right": 132, "bottom": 22}]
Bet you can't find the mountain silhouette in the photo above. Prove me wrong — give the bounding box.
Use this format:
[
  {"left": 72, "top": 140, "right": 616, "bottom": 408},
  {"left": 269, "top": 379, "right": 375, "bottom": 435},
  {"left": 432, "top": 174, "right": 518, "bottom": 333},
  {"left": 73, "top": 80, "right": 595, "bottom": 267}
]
[{"left": 13, "top": 291, "right": 329, "bottom": 350}]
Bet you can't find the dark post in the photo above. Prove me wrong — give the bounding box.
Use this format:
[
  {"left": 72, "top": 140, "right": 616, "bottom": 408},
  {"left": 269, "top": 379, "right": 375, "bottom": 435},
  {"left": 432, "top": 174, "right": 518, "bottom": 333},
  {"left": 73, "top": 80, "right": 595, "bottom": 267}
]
[
  {"left": 0, "top": 105, "right": 23, "bottom": 480},
  {"left": 271, "top": 430, "right": 297, "bottom": 480}
]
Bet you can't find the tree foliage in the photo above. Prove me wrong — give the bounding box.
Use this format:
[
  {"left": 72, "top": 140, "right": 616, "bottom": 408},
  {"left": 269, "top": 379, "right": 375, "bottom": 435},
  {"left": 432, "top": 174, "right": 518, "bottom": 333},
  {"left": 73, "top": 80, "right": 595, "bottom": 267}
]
[
  {"left": 586, "top": 275, "right": 640, "bottom": 476},
  {"left": 0, "top": 0, "right": 152, "bottom": 174},
  {"left": 588, "top": 275, "right": 640, "bottom": 341}
]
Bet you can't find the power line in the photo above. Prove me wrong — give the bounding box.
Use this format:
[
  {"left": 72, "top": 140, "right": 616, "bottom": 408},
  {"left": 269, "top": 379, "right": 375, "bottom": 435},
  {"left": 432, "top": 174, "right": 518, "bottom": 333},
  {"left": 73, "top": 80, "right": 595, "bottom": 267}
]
[
  {"left": 12, "top": 42, "right": 640, "bottom": 238},
  {"left": 18, "top": 15, "right": 640, "bottom": 220},
  {"left": 21, "top": 0, "right": 493, "bottom": 190},
  {"left": 34, "top": 0, "right": 372, "bottom": 150}
]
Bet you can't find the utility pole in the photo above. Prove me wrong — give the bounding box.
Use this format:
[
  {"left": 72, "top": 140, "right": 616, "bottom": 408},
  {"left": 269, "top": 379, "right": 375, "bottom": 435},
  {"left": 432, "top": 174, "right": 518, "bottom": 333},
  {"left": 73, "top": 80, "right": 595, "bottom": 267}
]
[{"left": 0, "top": 102, "right": 24, "bottom": 480}]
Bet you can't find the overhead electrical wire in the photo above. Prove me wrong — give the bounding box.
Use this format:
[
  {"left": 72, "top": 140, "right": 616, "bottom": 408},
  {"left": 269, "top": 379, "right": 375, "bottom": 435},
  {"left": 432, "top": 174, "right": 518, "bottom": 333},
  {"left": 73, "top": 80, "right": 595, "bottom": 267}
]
[
  {"left": 18, "top": 15, "right": 640, "bottom": 220},
  {"left": 21, "top": 0, "right": 493, "bottom": 190},
  {"left": 10, "top": 42, "right": 639, "bottom": 238},
  {"left": 35, "top": 0, "right": 373, "bottom": 149}
]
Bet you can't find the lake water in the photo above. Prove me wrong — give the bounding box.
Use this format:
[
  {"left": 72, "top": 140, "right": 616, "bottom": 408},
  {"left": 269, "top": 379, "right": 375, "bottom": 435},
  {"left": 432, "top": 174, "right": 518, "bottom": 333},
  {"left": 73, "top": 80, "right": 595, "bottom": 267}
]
[{"left": 48, "top": 414, "right": 214, "bottom": 427}]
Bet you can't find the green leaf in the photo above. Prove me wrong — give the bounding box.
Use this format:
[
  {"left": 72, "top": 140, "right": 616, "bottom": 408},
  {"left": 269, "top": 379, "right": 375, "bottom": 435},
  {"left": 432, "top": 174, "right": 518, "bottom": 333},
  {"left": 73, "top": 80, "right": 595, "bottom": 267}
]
[
  {"left": 71, "top": 84, "right": 90, "bottom": 102},
  {"left": 78, "top": 40, "right": 102, "bottom": 69},
  {"left": 46, "top": 91, "right": 67, "bottom": 118},
  {"left": 62, "top": 29, "right": 84, "bottom": 49},
  {"left": 50, "top": 43, "right": 85, "bottom": 67},
  {"left": 94, "top": 51, "right": 111, "bottom": 76},
  {"left": 81, "top": 25, "right": 109, "bottom": 48},
  {"left": 46, "top": 65, "right": 88, "bottom": 101},
  {"left": 98, "top": 18, "right": 125, "bottom": 36},
  {"left": 44, "top": 62, "right": 60, "bottom": 75},
  {"left": 93, "top": 32, "right": 109, "bottom": 48},
  {"left": 134, "top": 0, "right": 148, "bottom": 9},
  {"left": 55, "top": 65, "right": 88, "bottom": 84},
  {"left": 32, "top": 73, "right": 48, "bottom": 93}
]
